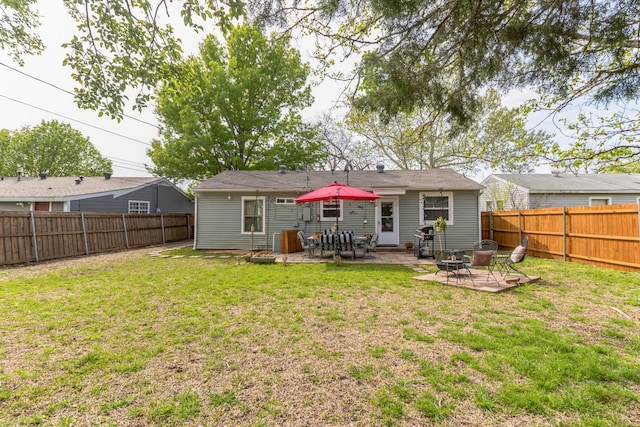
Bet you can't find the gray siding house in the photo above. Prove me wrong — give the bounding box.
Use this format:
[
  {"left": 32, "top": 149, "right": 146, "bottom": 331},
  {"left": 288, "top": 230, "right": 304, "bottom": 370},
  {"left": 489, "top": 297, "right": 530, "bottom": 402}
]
[
  {"left": 0, "top": 174, "right": 193, "bottom": 214},
  {"left": 192, "top": 166, "right": 484, "bottom": 252},
  {"left": 481, "top": 173, "right": 640, "bottom": 210}
]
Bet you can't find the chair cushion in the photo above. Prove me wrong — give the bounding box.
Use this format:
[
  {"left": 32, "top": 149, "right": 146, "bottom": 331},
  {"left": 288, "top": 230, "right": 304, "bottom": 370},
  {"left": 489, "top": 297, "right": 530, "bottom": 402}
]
[
  {"left": 472, "top": 250, "right": 494, "bottom": 266},
  {"left": 510, "top": 245, "right": 526, "bottom": 262}
]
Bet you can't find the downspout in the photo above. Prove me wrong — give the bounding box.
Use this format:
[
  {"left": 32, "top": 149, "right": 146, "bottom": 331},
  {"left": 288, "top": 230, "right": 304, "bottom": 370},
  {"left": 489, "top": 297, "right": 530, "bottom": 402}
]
[{"left": 192, "top": 196, "right": 198, "bottom": 249}]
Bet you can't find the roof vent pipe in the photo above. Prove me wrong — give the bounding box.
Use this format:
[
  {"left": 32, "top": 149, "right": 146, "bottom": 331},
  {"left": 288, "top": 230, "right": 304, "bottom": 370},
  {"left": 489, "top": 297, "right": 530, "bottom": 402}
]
[
  {"left": 17, "top": 171, "right": 22, "bottom": 181},
  {"left": 278, "top": 165, "right": 287, "bottom": 174},
  {"left": 104, "top": 172, "right": 111, "bottom": 180},
  {"left": 39, "top": 172, "right": 47, "bottom": 180},
  {"left": 376, "top": 164, "right": 385, "bottom": 173},
  {"left": 75, "top": 179, "right": 81, "bottom": 185},
  {"left": 551, "top": 170, "right": 561, "bottom": 177}
]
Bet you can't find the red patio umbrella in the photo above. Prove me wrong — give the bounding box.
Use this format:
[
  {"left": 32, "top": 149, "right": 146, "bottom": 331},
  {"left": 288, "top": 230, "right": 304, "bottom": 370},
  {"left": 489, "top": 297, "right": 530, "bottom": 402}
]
[
  {"left": 294, "top": 181, "right": 381, "bottom": 203},
  {"left": 295, "top": 182, "right": 380, "bottom": 235}
]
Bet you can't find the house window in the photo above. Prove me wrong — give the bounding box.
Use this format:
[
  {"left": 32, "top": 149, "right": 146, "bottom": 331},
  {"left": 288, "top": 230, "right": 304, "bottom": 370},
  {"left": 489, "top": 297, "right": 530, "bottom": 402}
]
[
  {"left": 589, "top": 197, "right": 611, "bottom": 206},
  {"left": 242, "top": 196, "right": 265, "bottom": 234},
  {"left": 420, "top": 192, "right": 453, "bottom": 225},
  {"left": 320, "top": 199, "right": 343, "bottom": 221},
  {"left": 33, "top": 202, "right": 51, "bottom": 211},
  {"left": 275, "top": 197, "right": 295, "bottom": 205},
  {"left": 128, "top": 200, "right": 150, "bottom": 213}
]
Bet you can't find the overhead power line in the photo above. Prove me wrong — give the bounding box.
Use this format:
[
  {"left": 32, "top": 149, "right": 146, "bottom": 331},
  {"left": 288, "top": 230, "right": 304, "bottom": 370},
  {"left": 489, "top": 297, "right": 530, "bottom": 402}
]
[
  {"left": 0, "top": 61, "right": 159, "bottom": 129},
  {"left": 0, "top": 94, "right": 152, "bottom": 146}
]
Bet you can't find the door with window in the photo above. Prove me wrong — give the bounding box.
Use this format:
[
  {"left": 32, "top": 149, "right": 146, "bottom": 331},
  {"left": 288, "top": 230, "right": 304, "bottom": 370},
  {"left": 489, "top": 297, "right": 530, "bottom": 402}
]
[{"left": 376, "top": 197, "right": 398, "bottom": 245}]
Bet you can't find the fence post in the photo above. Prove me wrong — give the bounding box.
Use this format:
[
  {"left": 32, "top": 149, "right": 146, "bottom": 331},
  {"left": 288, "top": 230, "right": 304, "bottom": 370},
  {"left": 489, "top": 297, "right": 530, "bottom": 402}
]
[
  {"left": 161, "top": 214, "right": 166, "bottom": 244},
  {"left": 518, "top": 210, "right": 522, "bottom": 243},
  {"left": 81, "top": 212, "right": 89, "bottom": 255},
  {"left": 30, "top": 211, "right": 39, "bottom": 262},
  {"left": 122, "top": 214, "right": 129, "bottom": 249},
  {"left": 489, "top": 211, "right": 493, "bottom": 240},
  {"left": 563, "top": 207, "right": 567, "bottom": 261}
]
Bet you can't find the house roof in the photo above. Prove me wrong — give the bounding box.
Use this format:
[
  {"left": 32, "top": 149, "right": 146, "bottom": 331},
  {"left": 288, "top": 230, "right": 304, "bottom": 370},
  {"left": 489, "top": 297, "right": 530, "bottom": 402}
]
[
  {"left": 193, "top": 168, "right": 483, "bottom": 194},
  {"left": 0, "top": 176, "right": 184, "bottom": 202},
  {"left": 489, "top": 173, "right": 640, "bottom": 193}
]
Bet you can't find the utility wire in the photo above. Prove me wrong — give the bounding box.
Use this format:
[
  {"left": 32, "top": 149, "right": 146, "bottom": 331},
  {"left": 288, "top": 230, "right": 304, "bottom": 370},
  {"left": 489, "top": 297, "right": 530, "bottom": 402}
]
[
  {"left": 0, "top": 61, "right": 159, "bottom": 129},
  {"left": 0, "top": 94, "right": 152, "bottom": 146}
]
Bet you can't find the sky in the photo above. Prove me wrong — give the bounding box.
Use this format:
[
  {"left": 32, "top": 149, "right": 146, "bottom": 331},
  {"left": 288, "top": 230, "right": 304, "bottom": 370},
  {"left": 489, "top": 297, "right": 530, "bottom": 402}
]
[
  {"left": 0, "top": 2, "right": 568, "bottom": 182},
  {"left": 0, "top": 2, "right": 344, "bottom": 179}
]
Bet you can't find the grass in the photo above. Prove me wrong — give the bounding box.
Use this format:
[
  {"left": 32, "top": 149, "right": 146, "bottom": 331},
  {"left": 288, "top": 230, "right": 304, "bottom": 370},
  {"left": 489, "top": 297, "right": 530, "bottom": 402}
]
[{"left": 0, "top": 250, "right": 639, "bottom": 426}]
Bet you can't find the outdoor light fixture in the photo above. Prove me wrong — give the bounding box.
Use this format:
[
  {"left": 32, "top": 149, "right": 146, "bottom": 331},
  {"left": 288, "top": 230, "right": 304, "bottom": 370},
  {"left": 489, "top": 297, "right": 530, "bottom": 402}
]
[{"left": 227, "top": 193, "right": 231, "bottom": 200}]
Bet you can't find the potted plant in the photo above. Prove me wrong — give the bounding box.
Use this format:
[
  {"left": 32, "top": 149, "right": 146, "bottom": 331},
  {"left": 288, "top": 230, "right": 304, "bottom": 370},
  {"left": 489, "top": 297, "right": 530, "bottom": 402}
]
[
  {"left": 434, "top": 217, "right": 447, "bottom": 253},
  {"left": 434, "top": 216, "right": 447, "bottom": 233}
]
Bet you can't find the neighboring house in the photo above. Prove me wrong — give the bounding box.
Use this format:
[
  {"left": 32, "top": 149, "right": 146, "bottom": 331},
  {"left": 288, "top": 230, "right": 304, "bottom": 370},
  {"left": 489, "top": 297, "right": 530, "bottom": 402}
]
[
  {"left": 191, "top": 165, "right": 484, "bottom": 251},
  {"left": 481, "top": 172, "right": 640, "bottom": 210},
  {"left": 0, "top": 174, "right": 193, "bottom": 214}
]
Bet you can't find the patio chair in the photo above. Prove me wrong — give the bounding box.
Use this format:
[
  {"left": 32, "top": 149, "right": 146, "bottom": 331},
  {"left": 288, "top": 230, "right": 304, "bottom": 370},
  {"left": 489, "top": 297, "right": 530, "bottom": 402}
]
[
  {"left": 464, "top": 240, "right": 500, "bottom": 285},
  {"left": 338, "top": 232, "right": 356, "bottom": 259},
  {"left": 363, "top": 234, "right": 378, "bottom": 258},
  {"left": 297, "top": 230, "right": 316, "bottom": 257},
  {"left": 320, "top": 233, "right": 336, "bottom": 257},
  {"left": 497, "top": 236, "right": 529, "bottom": 278}
]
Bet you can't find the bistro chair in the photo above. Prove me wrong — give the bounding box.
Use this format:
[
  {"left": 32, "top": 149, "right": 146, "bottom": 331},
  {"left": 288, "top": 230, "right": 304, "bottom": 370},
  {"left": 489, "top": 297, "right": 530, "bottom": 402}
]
[
  {"left": 497, "top": 236, "right": 529, "bottom": 278},
  {"left": 464, "top": 240, "right": 500, "bottom": 285},
  {"left": 363, "top": 234, "right": 379, "bottom": 258},
  {"left": 297, "top": 230, "right": 316, "bottom": 257}
]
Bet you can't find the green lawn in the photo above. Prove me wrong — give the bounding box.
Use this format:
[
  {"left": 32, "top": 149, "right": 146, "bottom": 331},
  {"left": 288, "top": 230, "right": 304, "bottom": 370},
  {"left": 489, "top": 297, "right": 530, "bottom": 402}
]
[{"left": 1, "top": 250, "right": 639, "bottom": 426}]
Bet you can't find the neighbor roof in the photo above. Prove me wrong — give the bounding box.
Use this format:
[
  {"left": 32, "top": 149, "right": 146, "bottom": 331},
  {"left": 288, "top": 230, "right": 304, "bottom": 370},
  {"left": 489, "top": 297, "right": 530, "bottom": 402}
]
[
  {"left": 490, "top": 173, "right": 640, "bottom": 193},
  {"left": 0, "top": 176, "right": 174, "bottom": 202},
  {"left": 193, "top": 168, "right": 483, "bottom": 193}
]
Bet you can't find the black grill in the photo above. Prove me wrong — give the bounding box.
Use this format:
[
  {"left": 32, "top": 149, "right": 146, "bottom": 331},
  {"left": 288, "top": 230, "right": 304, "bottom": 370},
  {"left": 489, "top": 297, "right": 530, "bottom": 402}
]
[{"left": 414, "top": 226, "right": 435, "bottom": 258}]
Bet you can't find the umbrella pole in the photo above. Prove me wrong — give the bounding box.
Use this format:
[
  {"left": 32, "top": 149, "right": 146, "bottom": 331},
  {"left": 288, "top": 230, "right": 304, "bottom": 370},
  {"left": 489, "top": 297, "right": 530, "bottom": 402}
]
[{"left": 334, "top": 194, "right": 340, "bottom": 256}]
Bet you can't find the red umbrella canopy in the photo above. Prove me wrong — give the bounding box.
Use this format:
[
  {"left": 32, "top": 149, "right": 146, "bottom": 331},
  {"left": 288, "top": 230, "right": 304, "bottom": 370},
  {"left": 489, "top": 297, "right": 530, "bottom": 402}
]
[{"left": 295, "top": 182, "right": 381, "bottom": 203}]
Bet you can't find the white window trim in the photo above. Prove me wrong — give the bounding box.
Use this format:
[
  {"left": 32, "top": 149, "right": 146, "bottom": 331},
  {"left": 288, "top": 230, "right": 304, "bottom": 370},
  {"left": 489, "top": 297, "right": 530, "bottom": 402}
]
[
  {"left": 128, "top": 200, "right": 150, "bottom": 213},
  {"left": 241, "top": 196, "right": 266, "bottom": 235},
  {"left": 320, "top": 199, "right": 344, "bottom": 222},
  {"left": 275, "top": 197, "right": 295, "bottom": 205},
  {"left": 589, "top": 196, "right": 611, "bottom": 206},
  {"left": 419, "top": 192, "right": 454, "bottom": 226}
]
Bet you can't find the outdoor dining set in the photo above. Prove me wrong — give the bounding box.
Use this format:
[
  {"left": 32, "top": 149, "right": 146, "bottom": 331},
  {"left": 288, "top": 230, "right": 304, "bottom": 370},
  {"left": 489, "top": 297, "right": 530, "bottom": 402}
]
[
  {"left": 297, "top": 229, "right": 378, "bottom": 259},
  {"left": 435, "top": 236, "right": 529, "bottom": 286}
]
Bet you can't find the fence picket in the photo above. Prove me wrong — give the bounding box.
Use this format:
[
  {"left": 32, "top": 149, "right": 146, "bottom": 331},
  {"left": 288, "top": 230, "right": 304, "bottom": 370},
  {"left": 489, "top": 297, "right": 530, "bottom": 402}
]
[
  {"left": 483, "top": 203, "right": 640, "bottom": 271},
  {"left": 0, "top": 211, "right": 190, "bottom": 266}
]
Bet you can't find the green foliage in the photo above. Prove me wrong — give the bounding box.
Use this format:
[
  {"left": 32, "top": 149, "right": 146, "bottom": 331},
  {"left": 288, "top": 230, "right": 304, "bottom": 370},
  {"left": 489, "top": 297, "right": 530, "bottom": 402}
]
[
  {"left": 0, "top": 0, "right": 44, "bottom": 65},
  {"left": 0, "top": 120, "right": 112, "bottom": 176},
  {"left": 148, "top": 24, "right": 325, "bottom": 181},
  {"left": 345, "top": 89, "right": 552, "bottom": 174},
  {"left": 433, "top": 217, "right": 447, "bottom": 233}
]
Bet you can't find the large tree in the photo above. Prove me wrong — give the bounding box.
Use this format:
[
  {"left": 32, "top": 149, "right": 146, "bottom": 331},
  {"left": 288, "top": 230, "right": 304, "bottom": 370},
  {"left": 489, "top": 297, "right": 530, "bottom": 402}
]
[
  {"left": 316, "top": 112, "right": 378, "bottom": 172},
  {"left": 0, "top": 120, "right": 112, "bottom": 176},
  {"left": 3, "top": 1, "right": 637, "bottom": 119},
  {"left": 3, "top": 1, "right": 639, "bottom": 170},
  {"left": 346, "top": 90, "right": 553, "bottom": 174},
  {"left": 147, "top": 24, "right": 325, "bottom": 182}
]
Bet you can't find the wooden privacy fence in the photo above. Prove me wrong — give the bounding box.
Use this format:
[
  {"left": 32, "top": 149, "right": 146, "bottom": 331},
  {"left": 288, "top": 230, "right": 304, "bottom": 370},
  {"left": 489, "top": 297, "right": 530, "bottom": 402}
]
[
  {"left": 482, "top": 204, "right": 640, "bottom": 272},
  {"left": 0, "top": 211, "right": 192, "bottom": 266}
]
